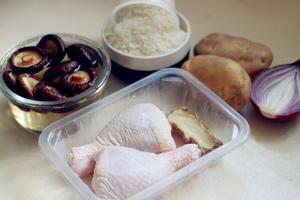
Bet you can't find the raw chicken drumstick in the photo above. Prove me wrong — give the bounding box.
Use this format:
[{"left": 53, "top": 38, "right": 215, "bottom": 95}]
[
  {"left": 92, "top": 144, "right": 201, "bottom": 200},
  {"left": 68, "top": 103, "right": 176, "bottom": 177}
]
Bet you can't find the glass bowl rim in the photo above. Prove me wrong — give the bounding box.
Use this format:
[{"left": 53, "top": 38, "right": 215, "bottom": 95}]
[{"left": 0, "top": 33, "right": 111, "bottom": 110}]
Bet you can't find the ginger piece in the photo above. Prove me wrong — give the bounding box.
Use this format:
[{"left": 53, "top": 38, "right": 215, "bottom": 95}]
[{"left": 168, "top": 108, "right": 222, "bottom": 154}]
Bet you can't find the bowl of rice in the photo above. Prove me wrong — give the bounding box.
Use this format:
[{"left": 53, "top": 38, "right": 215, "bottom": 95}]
[{"left": 102, "top": 1, "right": 191, "bottom": 82}]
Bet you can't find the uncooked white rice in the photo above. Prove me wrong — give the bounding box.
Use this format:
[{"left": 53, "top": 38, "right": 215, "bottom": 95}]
[{"left": 105, "top": 4, "right": 186, "bottom": 56}]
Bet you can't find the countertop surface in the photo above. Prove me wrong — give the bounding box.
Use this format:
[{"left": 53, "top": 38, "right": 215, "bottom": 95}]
[{"left": 0, "top": 0, "right": 300, "bottom": 200}]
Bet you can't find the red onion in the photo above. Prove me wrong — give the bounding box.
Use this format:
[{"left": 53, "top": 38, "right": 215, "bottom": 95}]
[{"left": 250, "top": 59, "right": 300, "bottom": 121}]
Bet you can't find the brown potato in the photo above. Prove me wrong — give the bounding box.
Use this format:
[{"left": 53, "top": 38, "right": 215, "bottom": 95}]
[
  {"left": 194, "top": 33, "right": 273, "bottom": 78},
  {"left": 182, "top": 55, "right": 251, "bottom": 112}
]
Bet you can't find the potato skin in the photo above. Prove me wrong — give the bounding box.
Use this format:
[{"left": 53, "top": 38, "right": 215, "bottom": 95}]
[
  {"left": 182, "top": 55, "right": 251, "bottom": 112},
  {"left": 194, "top": 33, "right": 273, "bottom": 78}
]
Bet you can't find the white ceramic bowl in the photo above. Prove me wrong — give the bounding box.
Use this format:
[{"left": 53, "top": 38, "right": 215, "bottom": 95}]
[
  {"left": 102, "top": 11, "right": 191, "bottom": 72},
  {"left": 113, "top": 0, "right": 180, "bottom": 29}
]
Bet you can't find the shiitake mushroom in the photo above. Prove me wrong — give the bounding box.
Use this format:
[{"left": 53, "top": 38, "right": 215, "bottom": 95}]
[
  {"left": 60, "top": 68, "right": 98, "bottom": 95},
  {"left": 43, "top": 60, "right": 79, "bottom": 81},
  {"left": 3, "top": 71, "right": 18, "bottom": 92},
  {"left": 9, "top": 46, "right": 48, "bottom": 74},
  {"left": 4, "top": 35, "right": 102, "bottom": 102},
  {"left": 37, "top": 34, "right": 66, "bottom": 66},
  {"left": 16, "top": 73, "right": 41, "bottom": 99},
  {"left": 66, "top": 44, "right": 100, "bottom": 68},
  {"left": 33, "top": 81, "right": 67, "bottom": 101}
]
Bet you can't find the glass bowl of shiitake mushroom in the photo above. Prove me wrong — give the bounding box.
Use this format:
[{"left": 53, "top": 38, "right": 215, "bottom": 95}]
[{"left": 0, "top": 33, "right": 111, "bottom": 133}]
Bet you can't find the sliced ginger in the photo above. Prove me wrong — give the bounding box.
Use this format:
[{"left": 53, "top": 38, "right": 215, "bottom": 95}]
[{"left": 168, "top": 108, "right": 222, "bottom": 154}]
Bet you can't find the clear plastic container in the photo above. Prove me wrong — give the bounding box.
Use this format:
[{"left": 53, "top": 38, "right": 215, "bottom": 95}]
[{"left": 38, "top": 68, "right": 249, "bottom": 200}]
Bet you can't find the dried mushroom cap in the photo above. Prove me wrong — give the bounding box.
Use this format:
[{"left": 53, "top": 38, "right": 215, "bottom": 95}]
[
  {"left": 3, "top": 71, "right": 16, "bottom": 86},
  {"left": 33, "top": 81, "right": 66, "bottom": 101},
  {"left": 10, "top": 46, "right": 48, "bottom": 74},
  {"left": 16, "top": 73, "right": 41, "bottom": 99},
  {"left": 67, "top": 44, "right": 100, "bottom": 68},
  {"left": 3, "top": 71, "right": 17, "bottom": 92},
  {"left": 43, "top": 60, "right": 79, "bottom": 81},
  {"left": 60, "top": 68, "right": 98, "bottom": 95},
  {"left": 37, "top": 34, "right": 66, "bottom": 66}
]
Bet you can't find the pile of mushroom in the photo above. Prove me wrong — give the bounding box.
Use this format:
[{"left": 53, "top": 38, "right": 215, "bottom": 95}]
[{"left": 3, "top": 34, "right": 101, "bottom": 101}]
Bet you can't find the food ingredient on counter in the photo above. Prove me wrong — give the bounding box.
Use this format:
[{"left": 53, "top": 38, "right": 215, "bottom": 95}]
[
  {"left": 60, "top": 68, "right": 98, "bottom": 95},
  {"left": 68, "top": 103, "right": 223, "bottom": 198},
  {"left": 250, "top": 59, "right": 300, "bottom": 121},
  {"left": 91, "top": 144, "right": 200, "bottom": 200},
  {"left": 34, "top": 81, "right": 66, "bottom": 101},
  {"left": 2, "top": 34, "right": 101, "bottom": 101},
  {"left": 168, "top": 108, "right": 222, "bottom": 154},
  {"left": 3, "top": 71, "right": 18, "bottom": 93},
  {"left": 194, "top": 33, "right": 273, "bottom": 78},
  {"left": 37, "top": 34, "right": 66, "bottom": 66},
  {"left": 16, "top": 73, "right": 40, "bottom": 99},
  {"left": 67, "top": 44, "right": 100, "bottom": 68},
  {"left": 105, "top": 4, "right": 186, "bottom": 56},
  {"left": 9, "top": 46, "right": 49, "bottom": 74},
  {"left": 182, "top": 55, "right": 251, "bottom": 112},
  {"left": 43, "top": 60, "right": 79, "bottom": 81},
  {"left": 68, "top": 103, "right": 176, "bottom": 177}
]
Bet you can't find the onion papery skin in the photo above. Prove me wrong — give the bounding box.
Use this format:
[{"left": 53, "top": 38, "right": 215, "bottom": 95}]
[{"left": 250, "top": 60, "right": 300, "bottom": 121}]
